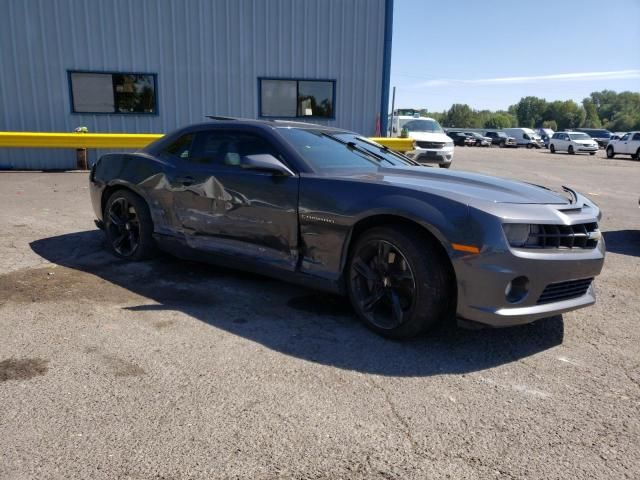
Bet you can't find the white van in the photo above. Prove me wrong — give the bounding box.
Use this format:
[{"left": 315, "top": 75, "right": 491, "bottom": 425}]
[{"left": 503, "top": 128, "right": 544, "bottom": 149}]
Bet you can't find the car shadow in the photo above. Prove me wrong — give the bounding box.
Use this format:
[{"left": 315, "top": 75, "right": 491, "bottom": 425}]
[
  {"left": 30, "top": 230, "right": 564, "bottom": 377},
  {"left": 603, "top": 230, "right": 640, "bottom": 257}
]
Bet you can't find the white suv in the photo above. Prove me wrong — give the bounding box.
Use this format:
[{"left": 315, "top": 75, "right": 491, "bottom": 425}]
[
  {"left": 606, "top": 131, "right": 640, "bottom": 160},
  {"left": 389, "top": 116, "right": 454, "bottom": 168},
  {"left": 549, "top": 131, "right": 598, "bottom": 155}
]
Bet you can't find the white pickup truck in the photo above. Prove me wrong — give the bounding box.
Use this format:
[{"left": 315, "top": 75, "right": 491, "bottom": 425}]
[
  {"left": 606, "top": 131, "right": 640, "bottom": 159},
  {"left": 388, "top": 115, "right": 454, "bottom": 168}
]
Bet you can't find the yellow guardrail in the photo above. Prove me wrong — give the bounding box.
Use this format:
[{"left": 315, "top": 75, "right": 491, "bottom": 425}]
[
  {"left": 0, "top": 132, "right": 164, "bottom": 149},
  {"left": 368, "top": 137, "right": 415, "bottom": 152},
  {"left": 0, "top": 131, "right": 414, "bottom": 152}
]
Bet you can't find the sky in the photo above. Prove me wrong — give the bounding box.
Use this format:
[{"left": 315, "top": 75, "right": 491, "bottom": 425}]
[{"left": 390, "top": 0, "right": 640, "bottom": 112}]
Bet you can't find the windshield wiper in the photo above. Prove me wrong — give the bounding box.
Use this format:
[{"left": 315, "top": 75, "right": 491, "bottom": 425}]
[
  {"left": 353, "top": 136, "right": 420, "bottom": 166},
  {"left": 319, "top": 133, "right": 395, "bottom": 166}
]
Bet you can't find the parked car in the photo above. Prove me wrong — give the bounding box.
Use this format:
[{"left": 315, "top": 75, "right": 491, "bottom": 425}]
[
  {"left": 90, "top": 118, "right": 605, "bottom": 339},
  {"left": 485, "top": 131, "right": 518, "bottom": 148},
  {"left": 465, "top": 132, "right": 491, "bottom": 147},
  {"left": 395, "top": 117, "right": 455, "bottom": 168},
  {"left": 447, "top": 131, "right": 475, "bottom": 147},
  {"left": 537, "top": 128, "right": 555, "bottom": 148},
  {"left": 606, "top": 131, "right": 640, "bottom": 159},
  {"left": 549, "top": 132, "right": 598, "bottom": 155},
  {"left": 575, "top": 128, "right": 612, "bottom": 148},
  {"left": 503, "top": 128, "right": 544, "bottom": 148}
]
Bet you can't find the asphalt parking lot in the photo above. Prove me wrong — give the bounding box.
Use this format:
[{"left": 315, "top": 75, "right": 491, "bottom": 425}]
[{"left": 1, "top": 147, "right": 639, "bottom": 479}]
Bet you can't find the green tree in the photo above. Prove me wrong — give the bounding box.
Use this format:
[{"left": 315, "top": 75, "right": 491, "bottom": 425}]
[
  {"left": 513, "top": 96, "right": 547, "bottom": 128},
  {"left": 582, "top": 99, "right": 602, "bottom": 128},
  {"left": 443, "top": 104, "right": 475, "bottom": 128},
  {"left": 485, "top": 113, "right": 513, "bottom": 129},
  {"left": 542, "top": 120, "right": 558, "bottom": 130},
  {"left": 544, "top": 100, "right": 585, "bottom": 130}
]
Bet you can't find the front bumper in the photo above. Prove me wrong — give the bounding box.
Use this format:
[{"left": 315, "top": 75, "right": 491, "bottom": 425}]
[
  {"left": 454, "top": 239, "right": 605, "bottom": 327},
  {"left": 407, "top": 147, "right": 454, "bottom": 166},
  {"left": 577, "top": 145, "right": 599, "bottom": 152}
]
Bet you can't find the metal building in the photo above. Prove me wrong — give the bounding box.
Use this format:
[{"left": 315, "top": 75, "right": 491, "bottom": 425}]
[{"left": 0, "top": 0, "right": 393, "bottom": 169}]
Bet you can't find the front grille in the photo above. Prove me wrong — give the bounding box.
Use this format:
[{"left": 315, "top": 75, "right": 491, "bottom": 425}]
[
  {"left": 416, "top": 141, "right": 445, "bottom": 149},
  {"left": 527, "top": 222, "right": 600, "bottom": 249},
  {"left": 537, "top": 278, "right": 593, "bottom": 304}
]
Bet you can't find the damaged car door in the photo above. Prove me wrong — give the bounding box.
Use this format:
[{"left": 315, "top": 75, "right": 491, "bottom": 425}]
[{"left": 169, "top": 128, "right": 300, "bottom": 270}]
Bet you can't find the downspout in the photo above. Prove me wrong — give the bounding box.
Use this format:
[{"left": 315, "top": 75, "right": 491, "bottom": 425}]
[{"left": 379, "top": 0, "right": 394, "bottom": 137}]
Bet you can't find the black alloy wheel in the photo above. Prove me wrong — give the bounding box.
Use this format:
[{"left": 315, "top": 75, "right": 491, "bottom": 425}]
[
  {"left": 347, "top": 226, "right": 452, "bottom": 338},
  {"left": 104, "top": 190, "right": 156, "bottom": 260},
  {"left": 350, "top": 239, "right": 416, "bottom": 331},
  {"left": 106, "top": 197, "right": 140, "bottom": 257}
]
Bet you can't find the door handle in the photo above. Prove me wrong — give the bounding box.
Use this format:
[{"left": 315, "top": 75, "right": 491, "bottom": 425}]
[{"left": 176, "top": 176, "right": 195, "bottom": 186}]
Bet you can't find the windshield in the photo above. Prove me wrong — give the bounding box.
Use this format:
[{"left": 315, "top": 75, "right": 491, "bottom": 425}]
[
  {"left": 400, "top": 119, "right": 444, "bottom": 133},
  {"left": 496, "top": 132, "right": 507, "bottom": 138},
  {"left": 277, "top": 128, "right": 412, "bottom": 172},
  {"left": 569, "top": 133, "right": 592, "bottom": 141}
]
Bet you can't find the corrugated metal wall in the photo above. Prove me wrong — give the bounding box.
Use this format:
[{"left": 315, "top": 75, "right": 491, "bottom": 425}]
[{"left": 0, "top": 0, "right": 386, "bottom": 169}]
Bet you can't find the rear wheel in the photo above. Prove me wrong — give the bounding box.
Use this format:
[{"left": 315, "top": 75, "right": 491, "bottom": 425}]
[
  {"left": 550, "top": 144, "right": 556, "bottom": 153},
  {"left": 568, "top": 145, "right": 575, "bottom": 155},
  {"left": 606, "top": 146, "right": 615, "bottom": 158},
  {"left": 347, "top": 226, "right": 453, "bottom": 339},
  {"left": 104, "top": 189, "right": 156, "bottom": 261},
  {"left": 499, "top": 141, "right": 505, "bottom": 148}
]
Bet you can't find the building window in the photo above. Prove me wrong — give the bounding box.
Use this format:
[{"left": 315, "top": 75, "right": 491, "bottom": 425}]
[
  {"left": 259, "top": 78, "right": 334, "bottom": 119},
  {"left": 69, "top": 71, "right": 157, "bottom": 114}
]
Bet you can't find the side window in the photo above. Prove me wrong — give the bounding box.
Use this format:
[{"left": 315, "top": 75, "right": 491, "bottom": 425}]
[
  {"left": 632, "top": 133, "right": 640, "bottom": 141},
  {"left": 621, "top": 133, "right": 630, "bottom": 141},
  {"left": 188, "top": 130, "right": 281, "bottom": 167},
  {"left": 165, "top": 134, "right": 195, "bottom": 160}
]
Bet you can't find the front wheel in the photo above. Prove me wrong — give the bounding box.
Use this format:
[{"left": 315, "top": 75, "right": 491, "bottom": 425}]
[
  {"left": 568, "top": 145, "right": 575, "bottom": 155},
  {"left": 347, "top": 226, "right": 453, "bottom": 339},
  {"left": 606, "top": 146, "right": 615, "bottom": 158},
  {"left": 550, "top": 144, "right": 556, "bottom": 153},
  {"left": 439, "top": 163, "right": 451, "bottom": 169},
  {"left": 526, "top": 143, "right": 533, "bottom": 149},
  {"left": 589, "top": 152, "right": 596, "bottom": 156},
  {"left": 104, "top": 189, "right": 156, "bottom": 260}
]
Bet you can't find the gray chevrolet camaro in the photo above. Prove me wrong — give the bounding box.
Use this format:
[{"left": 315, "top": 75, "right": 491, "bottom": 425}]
[{"left": 89, "top": 119, "right": 606, "bottom": 339}]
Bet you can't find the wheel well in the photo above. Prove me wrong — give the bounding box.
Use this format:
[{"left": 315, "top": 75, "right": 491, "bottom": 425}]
[{"left": 345, "top": 214, "right": 456, "bottom": 282}]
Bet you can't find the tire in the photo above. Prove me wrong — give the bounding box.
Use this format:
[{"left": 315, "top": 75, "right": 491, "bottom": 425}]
[
  {"left": 526, "top": 143, "right": 533, "bottom": 149},
  {"left": 550, "top": 144, "right": 556, "bottom": 153},
  {"left": 606, "top": 146, "right": 615, "bottom": 158},
  {"left": 634, "top": 148, "right": 640, "bottom": 160},
  {"left": 104, "top": 189, "right": 156, "bottom": 261},
  {"left": 568, "top": 145, "right": 575, "bottom": 155},
  {"left": 589, "top": 152, "right": 596, "bottom": 156},
  {"left": 347, "top": 225, "right": 453, "bottom": 339},
  {"left": 499, "top": 141, "right": 505, "bottom": 148},
  {"left": 439, "top": 163, "right": 451, "bottom": 169}
]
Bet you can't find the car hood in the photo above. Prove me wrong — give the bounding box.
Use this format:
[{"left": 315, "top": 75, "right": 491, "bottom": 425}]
[
  {"left": 407, "top": 131, "right": 452, "bottom": 143},
  {"left": 340, "top": 166, "right": 573, "bottom": 205}
]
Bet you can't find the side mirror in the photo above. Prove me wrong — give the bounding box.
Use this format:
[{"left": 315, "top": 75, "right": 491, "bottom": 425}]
[{"left": 241, "top": 154, "right": 295, "bottom": 176}]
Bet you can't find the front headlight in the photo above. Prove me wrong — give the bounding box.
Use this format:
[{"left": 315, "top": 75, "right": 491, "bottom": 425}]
[
  {"left": 446, "top": 141, "right": 454, "bottom": 147},
  {"left": 503, "top": 224, "right": 540, "bottom": 247}
]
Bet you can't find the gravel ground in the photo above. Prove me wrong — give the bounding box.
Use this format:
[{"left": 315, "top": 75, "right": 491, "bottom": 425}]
[{"left": 1, "top": 147, "right": 639, "bottom": 479}]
